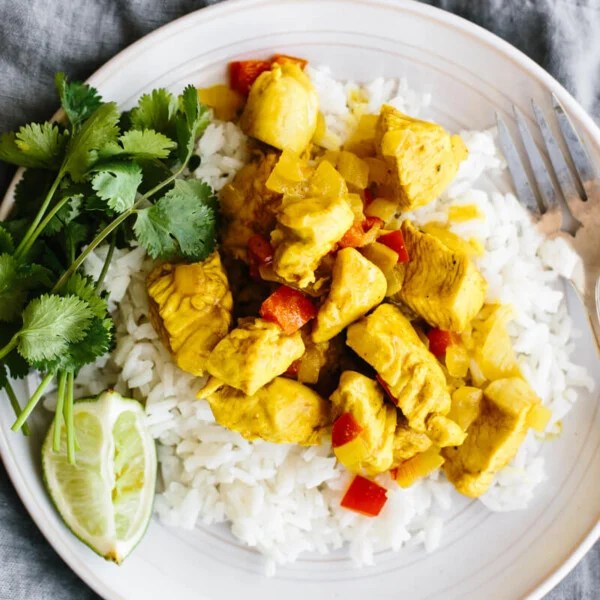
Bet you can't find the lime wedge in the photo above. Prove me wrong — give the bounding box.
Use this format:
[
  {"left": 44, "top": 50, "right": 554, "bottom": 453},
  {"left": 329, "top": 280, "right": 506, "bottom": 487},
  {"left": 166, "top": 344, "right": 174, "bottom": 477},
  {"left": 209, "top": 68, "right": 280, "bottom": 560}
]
[{"left": 42, "top": 390, "right": 157, "bottom": 563}]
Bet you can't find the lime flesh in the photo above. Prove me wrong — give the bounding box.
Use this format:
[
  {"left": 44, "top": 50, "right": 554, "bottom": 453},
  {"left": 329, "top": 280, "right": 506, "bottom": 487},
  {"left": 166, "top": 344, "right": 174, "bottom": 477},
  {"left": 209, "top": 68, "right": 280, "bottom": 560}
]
[{"left": 42, "top": 390, "right": 157, "bottom": 563}]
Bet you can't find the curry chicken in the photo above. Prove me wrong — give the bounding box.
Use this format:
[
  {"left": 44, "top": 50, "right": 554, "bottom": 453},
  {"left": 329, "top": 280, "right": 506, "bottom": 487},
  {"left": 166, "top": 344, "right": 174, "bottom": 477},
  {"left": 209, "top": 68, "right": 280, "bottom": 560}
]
[{"left": 147, "top": 54, "right": 552, "bottom": 511}]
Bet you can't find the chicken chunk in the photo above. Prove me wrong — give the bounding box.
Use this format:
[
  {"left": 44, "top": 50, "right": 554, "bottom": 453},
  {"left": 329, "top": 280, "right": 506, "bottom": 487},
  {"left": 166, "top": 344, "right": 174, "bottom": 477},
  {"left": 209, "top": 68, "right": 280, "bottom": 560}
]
[
  {"left": 394, "top": 220, "right": 486, "bottom": 331},
  {"left": 240, "top": 62, "right": 319, "bottom": 153},
  {"left": 443, "top": 377, "right": 540, "bottom": 498},
  {"left": 346, "top": 304, "right": 465, "bottom": 447},
  {"left": 206, "top": 318, "right": 304, "bottom": 395},
  {"left": 206, "top": 377, "right": 329, "bottom": 445},
  {"left": 330, "top": 371, "right": 397, "bottom": 476},
  {"left": 147, "top": 253, "right": 233, "bottom": 376},
  {"left": 219, "top": 152, "right": 282, "bottom": 261},
  {"left": 393, "top": 419, "right": 432, "bottom": 463},
  {"left": 312, "top": 248, "right": 387, "bottom": 343},
  {"left": 375, "top": 105, "right": 468, "bottom": 210},
  {"left": 271, "top": 193, "right": 354, "bottom": 288}
]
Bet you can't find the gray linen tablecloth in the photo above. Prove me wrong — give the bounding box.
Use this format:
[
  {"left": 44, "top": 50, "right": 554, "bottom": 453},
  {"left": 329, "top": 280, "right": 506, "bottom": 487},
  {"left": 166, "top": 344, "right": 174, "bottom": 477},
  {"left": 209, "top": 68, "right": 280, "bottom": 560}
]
[{"left": 0, "top": 1, "right": 598, "bottom": 598}]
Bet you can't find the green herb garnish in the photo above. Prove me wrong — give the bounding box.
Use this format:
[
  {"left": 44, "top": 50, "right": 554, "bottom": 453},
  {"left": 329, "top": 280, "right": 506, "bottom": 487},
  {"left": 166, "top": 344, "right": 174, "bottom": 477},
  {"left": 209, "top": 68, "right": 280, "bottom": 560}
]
[{"left": 0, "top": 73, "right": 216, "bottom": 461}]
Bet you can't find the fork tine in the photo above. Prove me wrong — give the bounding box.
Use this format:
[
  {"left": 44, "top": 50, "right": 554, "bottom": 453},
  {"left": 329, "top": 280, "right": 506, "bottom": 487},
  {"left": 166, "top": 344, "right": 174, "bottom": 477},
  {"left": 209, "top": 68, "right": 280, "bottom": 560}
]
[
  {"left": 512, "top": 105, "right": 559, "bottom": 213},
  {"left": 552, "top": 92, "right": 596, "bottom": 194},
  {"left": 495, "top": 113, "right": 540, "bottom": 214},
  {"left": 531, "top": 100, "right": 583, "bottom": 204}
]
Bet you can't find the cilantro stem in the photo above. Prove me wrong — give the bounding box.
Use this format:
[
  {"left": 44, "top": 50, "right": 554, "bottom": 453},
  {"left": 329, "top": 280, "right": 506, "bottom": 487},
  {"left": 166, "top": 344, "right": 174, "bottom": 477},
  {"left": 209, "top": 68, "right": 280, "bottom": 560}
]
[
  {"left": 4, "top": 379, "right": 30, "bottom": 436},
  {"left": 95, "top": 234, "right": 116, "bottom": 293},
  {"left": 18, "top": 191, "right": 74, "bottom": 258},
  {"left": 53, "top": 161, "right": 189, "bottom": 293},
  {"left": 64, "top": 371, "right": 76, "bottom": 464},
  {"left": 0, "top": 335, "right": 19, "bottom": 362},
  {"left": 53, "top": 371, "right": 67, "bottom": 452},
  {"left": 11, "top": 372, "right": 54, "bottom": 432},
  {"left": 14, "top": 170, "right": 65, "bottom": 259}
]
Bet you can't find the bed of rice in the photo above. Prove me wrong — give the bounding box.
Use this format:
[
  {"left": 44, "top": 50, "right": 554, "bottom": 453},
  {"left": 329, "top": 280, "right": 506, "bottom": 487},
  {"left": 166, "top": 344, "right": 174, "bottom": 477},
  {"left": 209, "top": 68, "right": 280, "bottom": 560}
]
[{"left": 50, "top": 66, "right": 595, "bottom": 574}]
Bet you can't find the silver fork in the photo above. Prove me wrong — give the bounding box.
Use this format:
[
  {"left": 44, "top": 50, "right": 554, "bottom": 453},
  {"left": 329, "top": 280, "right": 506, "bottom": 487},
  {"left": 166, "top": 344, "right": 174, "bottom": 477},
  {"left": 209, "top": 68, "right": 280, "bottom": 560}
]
[{"left": 496, "top": 95, "right": 600, "bottom": 352}]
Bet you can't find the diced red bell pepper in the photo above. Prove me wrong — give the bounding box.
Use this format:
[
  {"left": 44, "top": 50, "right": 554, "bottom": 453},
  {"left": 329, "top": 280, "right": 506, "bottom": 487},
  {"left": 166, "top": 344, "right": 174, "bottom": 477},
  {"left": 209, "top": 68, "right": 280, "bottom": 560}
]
[
  {"left": 332, "top": 412, "right": 363, "bottom": 448},
  {"left": 341, "top": 475, "right": 388, "bottom": 517},
  {"left": 248, "top": 234, "right": 274, "bottom": 265},
  {"left": 377, "top": 230, "right": 410, "bottom": 263},
  {"left": 338, "top": 216, "right": 384, "bottom": 249},
  {"left": 376, "top": 374, "right": 398, "bottom": 405},
  {"left": 259, "top": 285, "right": 317, "bottom": 335},
  {"left": 229, "top": 60, "right": 273, "bottom": 95},
  {"left": 427, "top": 328, "right": 453, "bottom": 358},
  {"left": 271, "top": 54, "right": 308, "bottom": 69}
]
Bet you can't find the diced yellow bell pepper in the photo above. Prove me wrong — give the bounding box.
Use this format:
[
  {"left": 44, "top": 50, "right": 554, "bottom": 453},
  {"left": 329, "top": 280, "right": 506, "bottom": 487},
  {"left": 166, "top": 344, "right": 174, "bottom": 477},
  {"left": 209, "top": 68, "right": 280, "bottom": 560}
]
[
  {"left": 334, "top": 436, "right": 369, "bottom": 474},
  {"left": 448, "top": 386, "right": 482, "bottom": 431},
  {"left": 265, "top": 148, "right": 310, "bottom": 194},
  {"left": 309, "top": 159, "right": 348, "bottom": 198},
  {"left": 364, "top": 197, "right": 397, "bottom": 223},
  {"left": 385, "top": 266, "right": 404, "bottom": 296},
  {"left": 344, "top": 114, "right": 378, "bottom": 157},
  {"left": 346, "top": 193, "right": 365, "bottom": 220},
  {"left": 473, "top": 304, "right": 521, "bottom": 381},
  {"left": 336, "top": 151, "right": 369, "bottom": 190},
  {"left": 527, "top": 404, "right": 552, "bottom": 432},
  {"left": 394, "top": 446, "right": 444, "bottom": 488},
  {"left": 360, "top": 242, "right": 399, "bottom": 273},
  {"left": 445, "top": 343, "right": 470, "bottom": 378},
  {"left": 448, "top": 204, "right": 484, "bottom": 222},
  {"left": 197, "top": 85, "right": 244, "bottom": 121},
  {"left": 421, "top": 222, "right": 484, "bottom": 258}
]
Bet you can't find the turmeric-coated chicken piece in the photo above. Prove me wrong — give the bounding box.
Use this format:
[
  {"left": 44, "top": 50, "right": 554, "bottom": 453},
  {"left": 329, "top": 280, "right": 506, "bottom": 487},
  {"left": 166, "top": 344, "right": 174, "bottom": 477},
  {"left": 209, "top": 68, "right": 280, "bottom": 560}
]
[
  {"left": 240, "top": 62, "right": 319, "bottom": 153},
  {"left": 375, "top": 105, "right": 468, "bottom": 210},
  {"left": 147, "top": 253, "right": 233, "bottom": 377},
  {"left": 206, "top": 318, "right": 304, "bottom": 395},
  {"left": 206, "top": 377, "right": 329, "bottom": 445},
  {"left": 346, "top": 304, "right": 465, "bottom": 447},
  {"left": 219, "top": 152, "right": 282, "bottom": 261},
  {"left": 312, "top": 248, "right": 387, "bottom": 343},
  {"left": 330, "top": 371, "right": 397, "bottom": 476},
  {"left": 271, "top": 193, "right": 354, "bottom": 288},
  {"left": 393, "top": 419, "right": 433, "bottom": 463},
  {"left": 443, "top": 377, "right": 540, "bottom": 498},
  {"left": 394, "top": 220, "right": 486, "bottom": 332}
]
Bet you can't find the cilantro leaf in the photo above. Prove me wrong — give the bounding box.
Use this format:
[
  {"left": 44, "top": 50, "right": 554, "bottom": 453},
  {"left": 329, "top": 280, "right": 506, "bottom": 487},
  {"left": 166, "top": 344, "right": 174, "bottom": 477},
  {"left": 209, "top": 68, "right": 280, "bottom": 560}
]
[
  {"left": 44, "top": 194, "right": 83, "bottom": 235},
  {"left": 91, "top": 162, "right": 142, "bottom": 213},
  {"left": 18, "top": 294, "right": 95, "bottom": 363},
  {"left": 175, "top": 86, "right": 210, "bottom": 163},
  {"left": 133, "top": 179, "right": 216, "bottom": 260},
  {"left": 0, "top": 254, "right": 26, "bottom": 321},
  {"left": 0, "top": 225, "right": 14, "bottom": 254},
  {"left": 130, "top": 89, "right": 178, "bottom": 138},
  {"left": 32, "top": 316, "right": 113, "bottom": 374},
  {"left": 0, "top": 123, "right": 67, "bottom": 170},
  {"left": 15, "top": 123, "right": 68, "bottom": 167},
  {"left": 63, "top": 102, "right": 120, "bottom": 181},
  {"left": 55, "top": 72, "right": 103, "bottom": 130},
  {"left": 64, "top": 273, "right": 108, "bottom": 319},
  {"left": 118, "top": 129, "right": 176, "bottom": 160}
]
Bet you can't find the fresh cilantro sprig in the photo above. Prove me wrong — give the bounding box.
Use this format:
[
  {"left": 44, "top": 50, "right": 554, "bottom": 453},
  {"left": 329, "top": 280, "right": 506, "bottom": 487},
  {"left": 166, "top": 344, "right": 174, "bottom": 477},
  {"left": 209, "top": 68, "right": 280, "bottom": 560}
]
[{"left": 0, "top": 73, "right": 215, "bottom": 461}]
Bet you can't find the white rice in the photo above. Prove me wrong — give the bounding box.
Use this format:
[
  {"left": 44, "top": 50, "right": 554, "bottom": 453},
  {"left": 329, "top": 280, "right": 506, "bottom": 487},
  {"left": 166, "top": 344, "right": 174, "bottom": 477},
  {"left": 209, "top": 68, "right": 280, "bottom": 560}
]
[{"left": 48, "top": 66, "right": 593, "bottom": 572}]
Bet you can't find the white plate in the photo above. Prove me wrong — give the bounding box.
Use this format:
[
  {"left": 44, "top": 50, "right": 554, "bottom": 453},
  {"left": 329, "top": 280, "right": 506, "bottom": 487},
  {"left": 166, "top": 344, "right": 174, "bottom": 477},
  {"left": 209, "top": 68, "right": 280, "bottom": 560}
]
[{"left": 1, "top": 1, "right": 599, "bottom": 598}]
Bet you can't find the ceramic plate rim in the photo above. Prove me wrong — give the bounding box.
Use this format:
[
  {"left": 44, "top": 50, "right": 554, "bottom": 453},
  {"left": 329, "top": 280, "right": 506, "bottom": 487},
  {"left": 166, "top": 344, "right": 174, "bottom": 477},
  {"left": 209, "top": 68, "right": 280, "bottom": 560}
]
[{"left": 1, "top": 1, "right": 598, "bottom": 599}]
